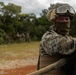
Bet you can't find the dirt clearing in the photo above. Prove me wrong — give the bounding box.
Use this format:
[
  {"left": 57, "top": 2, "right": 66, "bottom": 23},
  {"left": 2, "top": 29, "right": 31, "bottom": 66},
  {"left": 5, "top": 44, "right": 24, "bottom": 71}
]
[
  {"left": 0, "top": 59, "right": 37, "bottom": 75},
  {"left": 0, "top": 42, "right": 39, "bottom": 75}
]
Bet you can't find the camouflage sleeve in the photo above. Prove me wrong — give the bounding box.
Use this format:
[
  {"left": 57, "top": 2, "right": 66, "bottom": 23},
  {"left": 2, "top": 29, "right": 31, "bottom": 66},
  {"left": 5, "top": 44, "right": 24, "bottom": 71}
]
[
  {"left": 73, "top": 38, "right": 76, "bottom": 50},
  {"left": 41, "top": 31, "right": 75, "bottom": 55}
]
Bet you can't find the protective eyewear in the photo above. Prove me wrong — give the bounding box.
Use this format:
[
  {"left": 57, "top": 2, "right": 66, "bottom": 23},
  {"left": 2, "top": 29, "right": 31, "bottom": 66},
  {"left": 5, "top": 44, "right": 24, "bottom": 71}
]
[{"left": 56, "top": 5, "right": 75, "bottom": 15}]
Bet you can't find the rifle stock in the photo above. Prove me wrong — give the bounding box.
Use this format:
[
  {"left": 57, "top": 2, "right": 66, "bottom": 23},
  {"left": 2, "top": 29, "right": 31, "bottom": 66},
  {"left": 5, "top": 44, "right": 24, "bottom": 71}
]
[{"left": 27, "top": 58, "right": 66, "bottom": 75}]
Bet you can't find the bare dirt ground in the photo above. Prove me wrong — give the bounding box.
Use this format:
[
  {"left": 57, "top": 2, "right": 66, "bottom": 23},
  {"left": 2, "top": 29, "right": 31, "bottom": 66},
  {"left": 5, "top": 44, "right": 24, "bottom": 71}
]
[
  {"left": 0, "top": 42, "right": 39, "bottom": 75},
  {"left": 0, "top": 65, "right": 37, "bottom": 75},
  {"left": 0, "top": 58, "right": 37, "bottom": 75}
]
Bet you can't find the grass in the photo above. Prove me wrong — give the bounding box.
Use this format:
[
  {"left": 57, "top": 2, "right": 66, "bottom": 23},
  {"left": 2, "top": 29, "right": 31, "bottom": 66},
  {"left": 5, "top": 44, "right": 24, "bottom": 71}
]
[{"left": 0, "top": 41, "right": 40, "bottom": 60}]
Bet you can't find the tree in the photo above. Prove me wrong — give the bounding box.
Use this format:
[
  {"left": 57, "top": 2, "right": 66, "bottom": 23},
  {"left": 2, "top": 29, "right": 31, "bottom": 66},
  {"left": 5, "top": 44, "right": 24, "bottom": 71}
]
[
  {"left": 70, "top": 13, "right": 76, "bottom": 36},
  {"left": 2, "top": 3, "right": 21, "bottom": 16}
]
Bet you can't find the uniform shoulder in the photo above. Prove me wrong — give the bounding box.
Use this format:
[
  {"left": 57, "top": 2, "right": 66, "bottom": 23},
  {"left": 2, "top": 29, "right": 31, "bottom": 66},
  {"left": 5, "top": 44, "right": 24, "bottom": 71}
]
[{"left": 41, "top": 30, "right": 59, "bottom": 40}]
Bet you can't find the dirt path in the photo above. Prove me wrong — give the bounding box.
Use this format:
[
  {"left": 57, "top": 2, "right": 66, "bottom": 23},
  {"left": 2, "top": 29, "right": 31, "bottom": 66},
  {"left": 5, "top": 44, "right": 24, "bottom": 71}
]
[
  {"left": 0, "top": 58, "right": 37, "bottom": 75},
  {"left": 0, "top": 65, "right": 37, "bottom": 75}
]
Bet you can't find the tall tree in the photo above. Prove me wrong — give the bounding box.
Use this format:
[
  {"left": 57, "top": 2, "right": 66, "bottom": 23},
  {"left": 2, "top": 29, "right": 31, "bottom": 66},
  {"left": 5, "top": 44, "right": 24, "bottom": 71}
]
[{"left": 2, "top": 3, "right": 21, "bottom": 16}]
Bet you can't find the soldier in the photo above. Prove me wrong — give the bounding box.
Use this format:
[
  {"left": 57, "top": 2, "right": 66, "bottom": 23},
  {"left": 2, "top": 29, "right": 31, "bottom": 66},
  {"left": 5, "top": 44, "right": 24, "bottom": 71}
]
[{"left": 37, "top": 3, "right": 76, "bottom": 75}]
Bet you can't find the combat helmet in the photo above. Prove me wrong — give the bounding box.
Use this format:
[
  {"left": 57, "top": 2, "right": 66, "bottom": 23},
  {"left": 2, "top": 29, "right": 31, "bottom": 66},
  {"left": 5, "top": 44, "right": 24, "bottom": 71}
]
[{"left": 46, "top": 3, "right": 75, "bottom": 21}]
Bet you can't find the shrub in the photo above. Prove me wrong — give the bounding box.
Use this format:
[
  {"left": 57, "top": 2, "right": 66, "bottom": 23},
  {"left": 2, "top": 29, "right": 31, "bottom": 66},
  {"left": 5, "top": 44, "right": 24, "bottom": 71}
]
[{"left": 0, "top": 37, "right": 4, "bottom": 44}]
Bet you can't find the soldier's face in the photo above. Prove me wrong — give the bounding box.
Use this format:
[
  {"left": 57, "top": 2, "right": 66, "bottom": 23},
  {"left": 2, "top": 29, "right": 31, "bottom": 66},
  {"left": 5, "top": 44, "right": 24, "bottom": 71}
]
[
  {"left": 55, "top": 16, "right": 70, "bottom": 28},
  {"left": 54, "top": 16, "right": 71, "bottom": 35}
]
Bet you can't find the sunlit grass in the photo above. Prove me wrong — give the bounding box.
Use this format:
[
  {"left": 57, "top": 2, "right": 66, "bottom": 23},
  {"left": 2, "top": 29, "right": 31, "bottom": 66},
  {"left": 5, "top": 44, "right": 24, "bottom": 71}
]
[{"left": 0, "top": 41, "right": 40, "bottom": 60}]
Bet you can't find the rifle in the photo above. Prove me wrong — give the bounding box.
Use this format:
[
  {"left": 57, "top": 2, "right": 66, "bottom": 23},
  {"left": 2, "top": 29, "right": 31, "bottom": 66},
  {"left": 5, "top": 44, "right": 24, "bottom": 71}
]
[{"left": 27, "top": 58, "right": 66, "bottom": 75}]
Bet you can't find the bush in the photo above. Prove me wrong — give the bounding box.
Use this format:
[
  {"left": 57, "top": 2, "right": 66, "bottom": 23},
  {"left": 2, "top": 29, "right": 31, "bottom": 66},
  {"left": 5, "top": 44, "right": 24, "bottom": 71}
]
[
  {"left": 0, "top": 29, "right": 6, "bottom": 37},
  {"left": 0, "top": 37, "right": 4, "bottom": 44},
  {"left": 32, "top": 36, "right": 38, "bottom": 41}
]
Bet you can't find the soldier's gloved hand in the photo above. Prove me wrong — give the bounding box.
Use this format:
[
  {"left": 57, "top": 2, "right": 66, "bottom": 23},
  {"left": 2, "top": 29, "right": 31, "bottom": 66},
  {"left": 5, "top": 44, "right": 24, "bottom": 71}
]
[
  {"left": 73, "top": 38, "right": 76, "bottom": 51},
  {"left": 64, "top": 51, "right": 76, "bottom": 64},
  {"left": 58, "top": 36, "right": 75, "bottom": 55}
]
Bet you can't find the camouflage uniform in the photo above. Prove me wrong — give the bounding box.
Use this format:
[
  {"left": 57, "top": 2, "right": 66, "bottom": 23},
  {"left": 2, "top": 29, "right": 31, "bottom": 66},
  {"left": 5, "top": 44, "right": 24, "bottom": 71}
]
[
  {"left": 38, "top": 26, "right": 75, "bottom": 75},
  {"left": 37, "top": 3, "right": 76, "bottom": 75}
]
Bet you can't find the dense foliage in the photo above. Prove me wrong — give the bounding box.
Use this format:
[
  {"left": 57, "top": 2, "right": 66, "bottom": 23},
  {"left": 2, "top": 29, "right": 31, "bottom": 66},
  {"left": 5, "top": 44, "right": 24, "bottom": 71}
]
[{"left": 0, "top": 2, "right": 76, "bottom": 44}]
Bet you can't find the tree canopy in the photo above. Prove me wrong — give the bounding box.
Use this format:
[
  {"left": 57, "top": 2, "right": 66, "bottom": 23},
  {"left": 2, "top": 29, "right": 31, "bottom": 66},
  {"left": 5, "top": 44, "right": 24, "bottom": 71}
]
[{"left": 0, "top": 2, "right": 76, "bottom": 44}]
